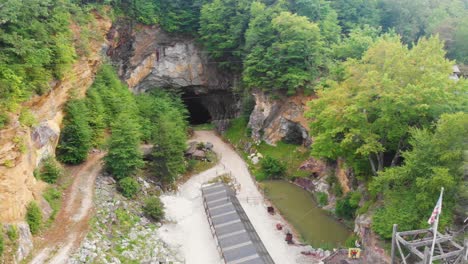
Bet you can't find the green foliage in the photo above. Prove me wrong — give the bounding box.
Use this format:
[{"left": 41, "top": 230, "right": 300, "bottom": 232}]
[
  {"left": 371, "top": 113, "right": 468, "bottom": 239},
  {"left": 56, "top": 99, "right": 92, "bottom": 164},
  {"left": 345, "top": 233, "right": 359, "bottom": 248},
  {"left": 19, "top": 109, "right": 37, "bottom": 127},
  {"left": 316, "top": 191, "right": 328, "bottom": 206},
  {"left": 136, "top": 91, "right": 188, "bottom": 184},
  {"left": 105, "top": 112, "right": 144, "bottom": 180},
  {"left": 0, "top": 0, "right": 78, "bottom": 114},
  {"left": 85, "top": 88, "right": 106, "bottom": 147},
  {"left": 332, "top": 25, "right": 380, "bottom": 60},
  {"left": 0, "top": 112, "right": 9, "bottom": 129},
  {"left": 113, "top": 0, "right": 200, "bottom": 33},
  {"left": 335, "top": 193, "right": 358, "bottom": 220},
  {"left": 307, "top": 35, "right": 467, "bottom": 176},
  {"left": 199, "top": 0, "right": 252, "bottom": 70},
  {"left": 330, "top": 0, "right": 381, "bottom": 33},
  {"left": 26, "top": 201, "right": 42, "bottom": 235},
  {"left": 118, "top": 177, "right": 140, "bottom": 198},
  {"left": 38, "top": 156, "right": 63, "bottom": 184},
  {"left": 151, "top": 114, "right": 187, "bottom": 184},
  {"left": 447, "top": 17, "right": 468, "bottom": 64},
  {"left": 260, "top": 156, "right": 286, "bottom": 179},
  {"left": 6, "top": 225, "right": 18, "bottom": 242},
  {"left": 243, "top": 8, "right": 324, "bottom": 94},
  {"left": 143, "top": 196, "right": 165, "bottom": 221},
  {"left": 43, "top": 187, "right": 62, "bottom": 221}
]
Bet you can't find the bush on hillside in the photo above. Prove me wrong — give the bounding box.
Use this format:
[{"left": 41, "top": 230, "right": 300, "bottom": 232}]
[
  {"left": 261, "top": 156, "right": 286, "bottom": 179},
  {"left": 118, "top": 177, "right": 140, "bottom": 198},
  {"left": 143, "top": 196, "right": 165, "bottom": 222},
  {"left": 7, "top": 225, "right": 18, "bottom": 242},
  {"left": 39, "top": 156, "right": 63, "bottom": 184},
  {"left": 26, "top": 202, "right": 42, "bottom": 235},
  {"left": 335, "top": 193, "right": 359, "bottom": 220}
]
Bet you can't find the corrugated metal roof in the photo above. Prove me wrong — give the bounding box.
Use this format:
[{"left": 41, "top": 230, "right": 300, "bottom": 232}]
[{"left": 202, "top": 183, "right": 275, "bottom": 264}]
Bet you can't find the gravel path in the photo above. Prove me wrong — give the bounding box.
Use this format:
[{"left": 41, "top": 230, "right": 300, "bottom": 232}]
[{"left": 158, "top": 130, "right": 311, "bottom": 264}]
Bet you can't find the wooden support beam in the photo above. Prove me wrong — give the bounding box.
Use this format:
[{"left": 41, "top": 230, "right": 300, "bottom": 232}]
[
  {"left": 432, "top": 249, "right": 464, "bottom": 261},
  {"left": 391, "top": 224, "right": 397, "bottom": 264},
  {"left": 397, "top": 234, "right": 424, "bottom": 259},
  {"left": 406, "top": 236, "right": 452, "bottom": 248},
  {"left": 398, "top": 229, "right": 432, "bottom": 236},
  {"left": 396, "top": 240, "right": 408, "bottom": 264}
]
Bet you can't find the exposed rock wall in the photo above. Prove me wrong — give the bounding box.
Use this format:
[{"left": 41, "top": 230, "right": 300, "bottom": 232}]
[
  {"left": 248, "top": 90, "right": 313, "bottom": 145},
  {"left": 107, "top": 24, "right": 232, "bottom": 92},
  {"left": 0, "top": 15, "right": 112, "bottom": 224},
  {"left": 107, "top": 23, "right": 239, "bottom": 128}
]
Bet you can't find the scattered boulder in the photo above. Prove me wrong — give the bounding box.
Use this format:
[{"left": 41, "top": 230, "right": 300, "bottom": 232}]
[
  {"left": 16, "top": 222, "right": 33, "bottom": 262},
  {"left": 192, "top": 150, "right": 206, "bottom": 160},
  {"left": 204, "top": 142, "right": 213, "bottom": 150}
]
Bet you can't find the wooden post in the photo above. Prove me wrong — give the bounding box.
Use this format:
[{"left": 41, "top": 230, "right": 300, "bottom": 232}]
[
  {"left": 391, "top": 224, "right": 398, "bottom": 264},
  {"left": 423, "top": 247, "right": 430, "bottom": 264}
]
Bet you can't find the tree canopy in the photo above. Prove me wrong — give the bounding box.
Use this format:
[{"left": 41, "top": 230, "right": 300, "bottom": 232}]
[{"left": 306, "top": 35, "right": 467, "bottom": 175}]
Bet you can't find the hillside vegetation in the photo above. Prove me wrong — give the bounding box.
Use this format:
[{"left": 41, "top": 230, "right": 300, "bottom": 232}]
[{"left": 0, "top": 0, "right": 467, "bottom": 250}]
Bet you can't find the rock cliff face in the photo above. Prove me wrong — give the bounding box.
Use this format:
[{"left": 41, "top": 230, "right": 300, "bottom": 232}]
[
  {"left": 107, "top": 23, "right": 239, "bottom": 127},
  {"left": 108, "top": 24, "right": 232, "bottom": 91},
  {"left": 248, "top": 90, "right": 313, "bottom": 146},
  {"left": 0, "top": 15, "right": 112, "bottom": 224}
]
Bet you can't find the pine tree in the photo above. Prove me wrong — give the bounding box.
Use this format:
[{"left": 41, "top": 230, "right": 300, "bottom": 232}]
[
  {"left": 56, "top": 99, "right": 92, "bottom": 164},
  {"left": 105, "top": 111, "right": 144, "bottom": 180}
]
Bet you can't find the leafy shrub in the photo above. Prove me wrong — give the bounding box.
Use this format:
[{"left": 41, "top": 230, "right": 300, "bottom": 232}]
[
  {"left": 0, "top": 113, "right": 9, "bottom": 129},
  {"left": 143, "top": 196, "right": 165, "bottom": 222},
  {"left": 19, "top": 109, "right": 37, "bottom": 127},
  {"left": 39, "top": 157, "right": 63, "bottom": 184},
  {"left": 345, "top": 234, "right": 359, "bottom": 248},
  {"left": 335, "top": 193, "right": 359, "bottom": 220},
  {"left": 118, "top": 177, "right": 140, "bottom": 198},
  {"left": 261, "top": 156, "right": 286, "bottom": 179},
  {"left": 7, "top": 225, "right": 18, "bottom": 242},
  {"left": 43, "top": 187, "right": 62, "bottom": 221},
  {"left": 26, "top": 202, "right": 42, "bottom": 235},
  {"left": 316, "top": 192, "right": 328, "bottom": 206}
]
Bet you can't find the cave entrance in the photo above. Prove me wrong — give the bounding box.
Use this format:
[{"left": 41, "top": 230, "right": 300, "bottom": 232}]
[{"left": 182, "top": 91, "right": 212, "bottom": 125}]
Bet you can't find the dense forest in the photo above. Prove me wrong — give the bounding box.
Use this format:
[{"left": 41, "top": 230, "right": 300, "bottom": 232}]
[{"left": 0, "top": 0, "right": 467, "bottom": 248}]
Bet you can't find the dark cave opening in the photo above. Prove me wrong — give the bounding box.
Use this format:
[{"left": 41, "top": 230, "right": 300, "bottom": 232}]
[{"left": 182, "top": 91, "right": 212, "bottom": 125}]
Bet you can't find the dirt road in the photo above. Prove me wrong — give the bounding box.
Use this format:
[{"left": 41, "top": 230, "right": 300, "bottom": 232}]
[{"left": 30, "top": 153, "right": 104, "bottom": 264}]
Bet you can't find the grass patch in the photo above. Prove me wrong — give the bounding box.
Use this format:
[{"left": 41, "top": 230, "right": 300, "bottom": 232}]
[
  {"left": 192, "top": 123, "right": 215, "bottom": 130},
  {"left": 223, "top": 117, "right": 310, "bottom": 180},
  {"left": 43, "top": 187, "right": 62, "bottom": 223},
  {"left": 224, "top": 118, "right": 249, "bottom": 146}
]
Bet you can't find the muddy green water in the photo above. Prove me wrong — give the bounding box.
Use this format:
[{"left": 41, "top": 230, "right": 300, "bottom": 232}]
[{"left": 262, "top": 180, "right": 351, "bottom": 247}]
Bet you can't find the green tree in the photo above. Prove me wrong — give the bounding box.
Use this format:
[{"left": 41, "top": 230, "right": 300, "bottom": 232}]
[
  {"left": 38, "top": 156, "right": 63, "bottom": 184},
  {"left": 56, "top": 99, "right": 92, "bottom": 164},
  {"left": 199, "top": 0, "right": 252, "bottom": 70},
  {"left": 105, "top": 112, "right": 144, "bottom": 180},
  {"left": 371, "top": 112, "right": 468, "bottom": 238},
  {"left": 330, "top": 0, "right": 380, "bottom": 33},
  {"left": 307, "top": 35, "right": 467, "bottom": 176},
  {"left": 332, "top": 25, "right": 380, "bottom": 60},
  {"left": 243, "top": 10, "right": 324, "bottom": 94},
  {"left": 151, "top": 114, "right": 187, "bottom": 184},
  {"left": 85, "top": 88, "right": 106, "bottom": 147}
]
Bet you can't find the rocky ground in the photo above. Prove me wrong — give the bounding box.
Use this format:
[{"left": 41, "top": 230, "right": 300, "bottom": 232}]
[{"left": 70, "top": 175, "right": 181, "bottom": 264}]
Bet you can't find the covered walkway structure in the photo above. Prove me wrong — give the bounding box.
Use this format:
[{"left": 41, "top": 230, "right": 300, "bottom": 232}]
[{"left": 202, "top": 183, "right": 275, "bottom": 264}]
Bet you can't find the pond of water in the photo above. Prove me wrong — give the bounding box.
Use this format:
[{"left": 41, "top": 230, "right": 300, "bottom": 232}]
[{"left": 262, "top": 180, "right": 351, "bottom": 248}]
